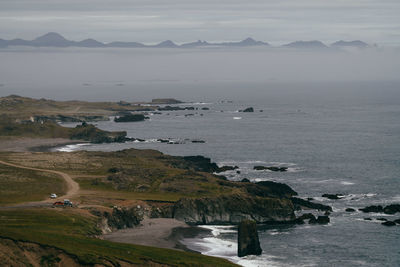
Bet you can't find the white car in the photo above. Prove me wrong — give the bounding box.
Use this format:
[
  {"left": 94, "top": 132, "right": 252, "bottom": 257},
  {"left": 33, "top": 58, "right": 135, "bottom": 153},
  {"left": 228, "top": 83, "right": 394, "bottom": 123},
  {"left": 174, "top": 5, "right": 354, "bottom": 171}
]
[{"left": 50, "top": 193, "right": 57, "bottom": 199}]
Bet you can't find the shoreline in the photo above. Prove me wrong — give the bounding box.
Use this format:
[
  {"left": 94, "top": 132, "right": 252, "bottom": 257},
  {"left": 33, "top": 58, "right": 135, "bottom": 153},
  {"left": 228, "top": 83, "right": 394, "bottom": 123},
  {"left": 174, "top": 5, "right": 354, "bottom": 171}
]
[
  {"left": 0, "top": 137, "right": 88, "bottom": 152},
  {"left": 102, "top": 218, "right": 211, "bottom": 253}
]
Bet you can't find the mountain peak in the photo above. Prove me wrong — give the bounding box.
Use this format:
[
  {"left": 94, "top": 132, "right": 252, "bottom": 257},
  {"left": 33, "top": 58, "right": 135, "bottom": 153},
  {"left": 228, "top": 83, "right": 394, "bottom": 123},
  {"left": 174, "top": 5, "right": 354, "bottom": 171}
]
[
  {"left": 32, "top": 32, "right": 72, "bottom": 47},
  {"left": 284, "top": 40, "right": 328, "bottom": 49},
  {"left": 155, "top": 40, "right": 178, "bottom": 47},
  {"left": 331, "top": 40, "right": 368, "bottom": 48},
  {"left": 34, "top": 32, "right": 67, "bottom": 42}
]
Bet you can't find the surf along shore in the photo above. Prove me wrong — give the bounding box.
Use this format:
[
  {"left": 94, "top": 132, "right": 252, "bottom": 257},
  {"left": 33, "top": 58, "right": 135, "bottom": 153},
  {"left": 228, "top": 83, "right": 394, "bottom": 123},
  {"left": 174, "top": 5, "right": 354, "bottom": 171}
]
[{"left": 0, "top": 95, "right": 335, "bottom": 266}]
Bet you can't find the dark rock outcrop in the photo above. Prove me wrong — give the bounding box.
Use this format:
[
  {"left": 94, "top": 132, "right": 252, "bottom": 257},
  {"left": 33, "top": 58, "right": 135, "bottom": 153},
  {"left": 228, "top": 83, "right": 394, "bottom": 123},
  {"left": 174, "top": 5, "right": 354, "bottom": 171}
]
[
  {"left": 291, "top": 197, "right": 332, "bottom": 211},
  {"left": 322, "top": 194, "right": 344, "bottom": 200},
  {"left": 294, "top": 213, "right": 316, "bottom": 224},
  {"left": 359, "top": 204, "right": 400, "bottom": 214},
  {"left": 170, "top": 155, "right": 219, "bottom": 173},
  {"left": 253, "top": 166, "right": 288, "bottom": 172},
  {"left": 238, "top": 220, "right": 262, "bottom": 257},
  {"left": 158, "top": 106, "right": 194, "bottom": 111},
  {"left": 383, "top": 204, "right": 400, "bottom": 214},
  {"left": 241, "top": 107, "right": 254, "bottom": 112},
  {"left": 245, "top": 181, "right": 298, "bottom": 198},
  {"left": 309, "top": 215, "right": 330, "bottom": 224},
  {"left": 114, "top": 113, "right": 146, "bottom": 122},
  {"left": 172, "top": 194, "right": 295, "bottom": 225},
  {"left": 216, "top": 165, "right": 239, "bottom": 173},
  {"left": 103, "top": 207, "right": 142, "bottom": 230},
  {"left": 191, "top": 140, "right": 206, "bottom": 143},
  {"left": 381, "top": 221, "right": 396, "bottom": 226},
  {"left": 151, "top": 98, "right": 183, "bottom": 104},
  {"left": 359, "top": 205, "right": 383, "bottom": 213},
  {"left": 70, "top": 123, "right": 127, "bottom": 143}
]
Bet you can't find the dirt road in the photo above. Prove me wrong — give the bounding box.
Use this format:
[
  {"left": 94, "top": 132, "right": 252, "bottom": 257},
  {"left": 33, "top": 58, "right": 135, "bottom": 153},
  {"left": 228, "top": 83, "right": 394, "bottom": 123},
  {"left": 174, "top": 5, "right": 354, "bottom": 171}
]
[{"left": 0, "top": 159, "right": 79, "bottom": 208}]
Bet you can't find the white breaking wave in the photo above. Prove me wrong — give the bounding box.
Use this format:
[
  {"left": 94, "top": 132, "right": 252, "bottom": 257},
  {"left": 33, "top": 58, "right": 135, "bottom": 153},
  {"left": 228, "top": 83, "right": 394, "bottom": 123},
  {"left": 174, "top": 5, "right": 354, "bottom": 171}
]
[{"left": 56, "top": 143, "right": 91, "bottom": 152}]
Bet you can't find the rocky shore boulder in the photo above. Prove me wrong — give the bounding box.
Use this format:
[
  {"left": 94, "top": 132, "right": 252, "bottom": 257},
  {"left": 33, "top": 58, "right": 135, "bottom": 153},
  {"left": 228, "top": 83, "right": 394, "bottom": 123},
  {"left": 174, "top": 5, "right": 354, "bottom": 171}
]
[
  {"left": 238, "top": 220, "right": 262, "bottom": 257},
  {"left": 70, "top": 122, "right": 127, "bottom": 143},
  {"left": 172, "top": 194, "right": 295, "bottom": 225},
  {"left": 381, "top": 221, "right": 396, "bottom": 226},
  {"left": 215, "top": 165, "right": 239, "bottom": 173},
  {"left": 169, "top": 155, "right": 220, "bottom": 173},
  {"left": 322, "top": 193, "right": 344, "bottom": 200},
  {"left": 309, "top": 215, "right": 330, "bottom": 224},
  {"left": 359, "top": 205, "right": 383, "bottom": 213},
  {"left": 114, "top": 113, "right": 146, "bottom": 122},
  {"left": 383, "top": 204, "right": 400, "bottom": 214},
  {"left": 240, "top": 107, "right": 254, "bottom": 112},
  {"left": 244, "top": 181, "right": 298, "bottom": 198},
  {"left": 151, "top": 98, "right": 183, "bottom": 104},
  {"left": 253, "top": 166, "right": 288, "bottom": 172},
  {"left": 97, "top": 207, "right": 143, "bottom": 233},
  {"left": 291, "top": 197, "right": 332, "bottom": 212}
]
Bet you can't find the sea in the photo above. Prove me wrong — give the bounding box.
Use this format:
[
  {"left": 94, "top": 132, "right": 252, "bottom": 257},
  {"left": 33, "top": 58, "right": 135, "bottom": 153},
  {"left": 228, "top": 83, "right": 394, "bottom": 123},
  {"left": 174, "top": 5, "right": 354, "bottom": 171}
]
[
  {"left": 1, "top": 47, "right": 399, "bottom": 266},
  {"left": 51, "top": 81, "right": 400, "bottom": 267}
]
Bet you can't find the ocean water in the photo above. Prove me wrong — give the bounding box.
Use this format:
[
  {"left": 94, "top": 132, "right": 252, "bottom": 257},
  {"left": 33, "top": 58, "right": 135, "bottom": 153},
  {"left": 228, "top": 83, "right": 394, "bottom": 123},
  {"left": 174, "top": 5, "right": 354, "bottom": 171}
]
[
  {"left": 2, "top": 47, "right": 400, "bottom": 266},
  {"left": 55, "top": 81, "right": 400, "bottom": 267}
]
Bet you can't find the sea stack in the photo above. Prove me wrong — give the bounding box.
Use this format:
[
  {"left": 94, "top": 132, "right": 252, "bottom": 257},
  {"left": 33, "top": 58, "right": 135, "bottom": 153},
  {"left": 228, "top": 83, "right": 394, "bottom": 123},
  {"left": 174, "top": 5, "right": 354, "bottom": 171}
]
[{"left": 238, "top": 220, "right": 262, "bottom": 257}]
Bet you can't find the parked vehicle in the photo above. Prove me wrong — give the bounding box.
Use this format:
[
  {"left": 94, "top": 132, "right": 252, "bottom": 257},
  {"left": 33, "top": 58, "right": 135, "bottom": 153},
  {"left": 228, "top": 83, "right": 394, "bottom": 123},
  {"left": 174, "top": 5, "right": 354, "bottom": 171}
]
[
  {"left": 63, "top": 199, "right": 73, "bottom": 207},
  {"left": 50, "top": 193, "right": 57, "bottom": 199},
  {"left": 52, "top": 199, "right": 73, "bottom": 207}
]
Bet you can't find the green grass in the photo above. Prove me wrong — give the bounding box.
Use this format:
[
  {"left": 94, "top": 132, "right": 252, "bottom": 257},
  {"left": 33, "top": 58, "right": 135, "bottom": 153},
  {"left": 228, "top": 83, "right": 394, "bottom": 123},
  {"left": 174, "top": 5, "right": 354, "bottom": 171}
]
[
  {"left": 0, "top": 209, "right": 237, "bottom": 266},
  {"left": 0, "top": 163, "right": 66, "bottom": 205},
  {"left": 1, "top": 150, "right": 242, "bottom": 201}
]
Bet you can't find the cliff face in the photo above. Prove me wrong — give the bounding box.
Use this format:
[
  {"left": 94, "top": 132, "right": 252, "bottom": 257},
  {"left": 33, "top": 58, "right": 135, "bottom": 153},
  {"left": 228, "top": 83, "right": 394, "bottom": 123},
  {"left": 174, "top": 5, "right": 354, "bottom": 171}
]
[{"left": 171, "top": 194, "right": 295, "bottom": 225}]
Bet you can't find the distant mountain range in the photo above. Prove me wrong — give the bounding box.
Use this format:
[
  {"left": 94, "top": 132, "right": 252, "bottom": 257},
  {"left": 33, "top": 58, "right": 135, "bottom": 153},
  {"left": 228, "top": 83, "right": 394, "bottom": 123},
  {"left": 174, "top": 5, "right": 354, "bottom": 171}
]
[{"left": 0, "top": 32, "right": 370, "bottom": 49}]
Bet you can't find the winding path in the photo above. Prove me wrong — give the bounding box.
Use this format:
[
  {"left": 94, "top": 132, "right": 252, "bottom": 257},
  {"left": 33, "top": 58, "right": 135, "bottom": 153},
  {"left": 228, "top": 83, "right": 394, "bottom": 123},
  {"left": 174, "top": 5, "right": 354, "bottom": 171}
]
[{"left": 0, "top": 159, "right": 79, "bottom": 208}]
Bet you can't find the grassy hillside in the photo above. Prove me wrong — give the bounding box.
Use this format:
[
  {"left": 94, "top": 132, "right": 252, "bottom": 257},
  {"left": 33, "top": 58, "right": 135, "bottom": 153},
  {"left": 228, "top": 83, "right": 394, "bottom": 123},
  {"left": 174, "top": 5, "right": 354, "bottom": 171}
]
[
  {"left": 0, "top": 116, "right": 127, "bottom": 143},
  {"left": 0, "top": 208, "right": 237, "bottom": 266},
  {"left": 0, "top": 163, "right": 66, "bottom": 205},
  {"left": 0, "top": 94, "right": 155, "bottom": 121}
]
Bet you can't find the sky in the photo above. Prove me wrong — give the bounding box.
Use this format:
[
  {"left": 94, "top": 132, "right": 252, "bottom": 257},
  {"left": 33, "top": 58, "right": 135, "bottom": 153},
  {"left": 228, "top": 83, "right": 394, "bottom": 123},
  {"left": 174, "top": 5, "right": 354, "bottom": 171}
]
[{"left": 0, "top": 0, "right": 399, "bottom": 45}]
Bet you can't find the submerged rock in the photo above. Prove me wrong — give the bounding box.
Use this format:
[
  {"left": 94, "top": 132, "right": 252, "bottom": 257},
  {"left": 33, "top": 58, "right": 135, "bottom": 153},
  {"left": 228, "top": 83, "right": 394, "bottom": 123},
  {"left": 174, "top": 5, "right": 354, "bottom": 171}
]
[
  {"left": 322, "top": 193, "right": 344, "bottom": 200},
  {"left": 238, "top": 220, "right": 262, "bottom": 257},
  {"left": 381, "top": 221, "right": 396, "bottom": 226}
]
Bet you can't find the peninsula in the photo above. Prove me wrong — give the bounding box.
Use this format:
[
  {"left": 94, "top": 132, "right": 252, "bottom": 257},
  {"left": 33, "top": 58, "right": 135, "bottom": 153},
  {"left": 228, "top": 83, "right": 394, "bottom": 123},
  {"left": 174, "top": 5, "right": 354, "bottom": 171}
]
[{"left": 0, "top": 95, "right": 330, "bottom": 266}]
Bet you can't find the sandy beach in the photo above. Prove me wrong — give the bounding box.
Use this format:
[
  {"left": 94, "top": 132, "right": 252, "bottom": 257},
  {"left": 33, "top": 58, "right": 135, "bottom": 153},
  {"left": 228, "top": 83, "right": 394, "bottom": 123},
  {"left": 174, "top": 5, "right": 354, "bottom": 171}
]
[
  {"left": 0, "top": 138, "right": 86, "bottom": 152},
  {"left": 103, "top": 218, "right": 209, "bottom": 252}
]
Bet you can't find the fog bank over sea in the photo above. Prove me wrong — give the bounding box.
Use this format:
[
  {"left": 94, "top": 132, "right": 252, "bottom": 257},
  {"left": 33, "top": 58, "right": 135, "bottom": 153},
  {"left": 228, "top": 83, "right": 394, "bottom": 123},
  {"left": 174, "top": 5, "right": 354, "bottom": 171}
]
[{"left": 0, "top": 47, "right": 399, "bottom": 101}]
